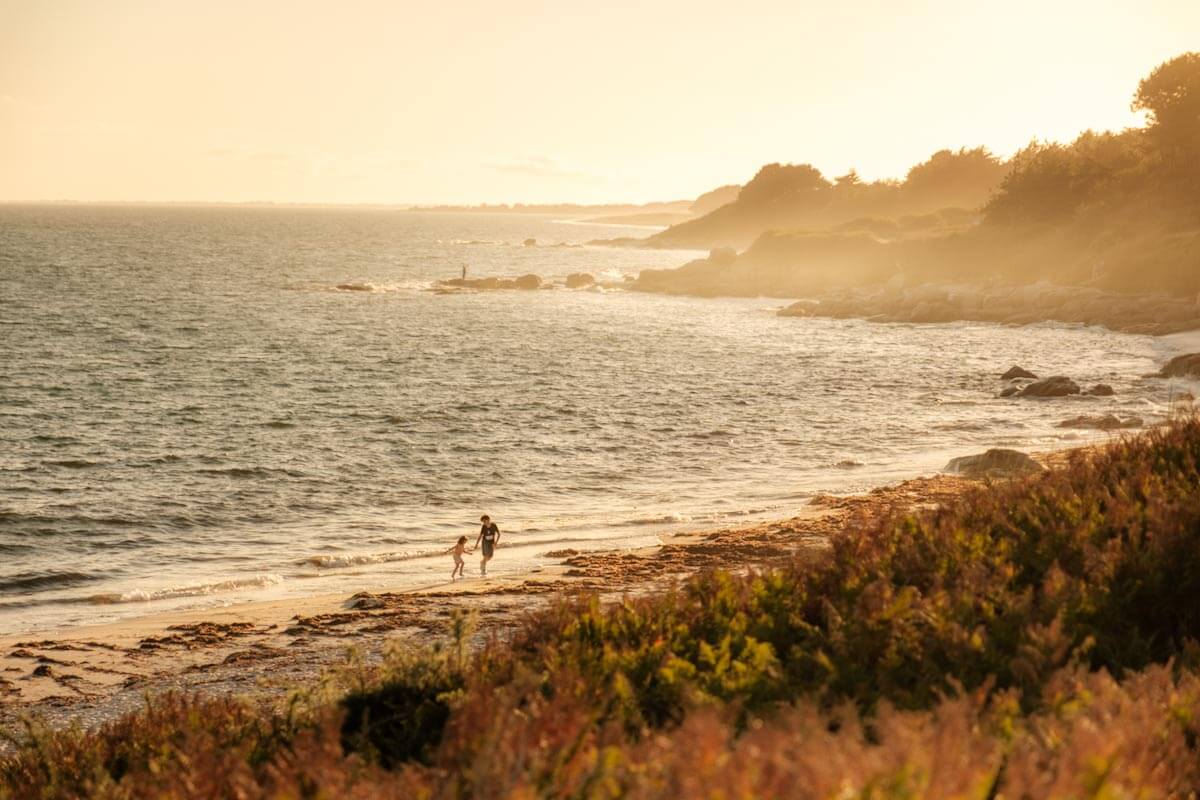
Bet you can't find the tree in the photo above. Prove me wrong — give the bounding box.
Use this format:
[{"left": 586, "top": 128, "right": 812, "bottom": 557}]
[{"left": 1133, "top": 52, "right": 1200, "bottom": 156}]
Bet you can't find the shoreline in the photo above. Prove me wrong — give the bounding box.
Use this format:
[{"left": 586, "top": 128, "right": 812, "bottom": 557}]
[{"left": 0, "top": 456, "right": 1029, "bottom": 736}]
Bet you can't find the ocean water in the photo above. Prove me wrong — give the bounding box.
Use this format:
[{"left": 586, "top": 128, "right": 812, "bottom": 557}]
[{"left": 0, "top": 205, "right": 1190, "bottom": 635}]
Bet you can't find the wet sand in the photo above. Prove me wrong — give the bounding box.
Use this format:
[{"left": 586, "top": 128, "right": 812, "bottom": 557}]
[{"left": 0, "top": 469, "right": 995, "bottom": 737}]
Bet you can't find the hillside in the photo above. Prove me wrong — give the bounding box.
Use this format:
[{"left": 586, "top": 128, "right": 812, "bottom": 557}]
[
  {"left": 634, "top": 53, "right": 1200, "bottom": 312},
  {"left": 644, "top": 148, "right": 1008, "bottom": 250}
]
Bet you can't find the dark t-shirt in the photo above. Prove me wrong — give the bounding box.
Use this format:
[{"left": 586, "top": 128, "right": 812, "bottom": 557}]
[{"left": 480, "top": 522, "right": 499, "bottom": 554}]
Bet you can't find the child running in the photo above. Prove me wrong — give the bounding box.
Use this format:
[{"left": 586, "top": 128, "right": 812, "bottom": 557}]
[{"left": 446, "top": 535, "right": 471, "bottom": 580}]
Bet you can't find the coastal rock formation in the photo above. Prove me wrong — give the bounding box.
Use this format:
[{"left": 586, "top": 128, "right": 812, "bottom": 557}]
[
  {"left": 1085, "top": 384, "right": 1116, "bottom": 396},
  {"left": 1058, "top": 414, "right": 1143, "bottom": 431},
  {"left": 1018, "top": 376, "right": 1081, "bottom": 398},
  {"left": 565, "top": 272, "right": 595, "bottom": 289},
  {"left": 1002, "top": 366, "right": 1038, "bottom": 380},
  {"left": 1160, "top": 353, "right": 1200, "bottom": 379},
  {"left": 999, "top": 386, "right": 1020, "bottom": 398},
  {"left": 436, "top": 274, "right": 544, "bottom": 291},
  {"left": 762, "top": 284, "right": 1200, "bottom": 336},
  {"left": 944, "top": 449, "right": 1044, "bottom": 479},
  {"left": 523, "top": 238, "right": 537, "bottom": 247}
]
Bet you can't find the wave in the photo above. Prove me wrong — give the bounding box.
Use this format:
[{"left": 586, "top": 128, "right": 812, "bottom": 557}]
[
  {"left": 298, "top": 549, "right": 442, "bottom": 569},
  {"left": 43, "top": 459, "right": 104, "bottom": 469},
  {"left": 626, "top": 513, "right": 692, "bottom": 526},
  {"left": 0, "top": 570, "right": 101, "bottom": 594},
  {"left": 331, "top": 281, "right": 433, "bottom": 293},
  {"left": 87, "top": 574, "right": 284, "bottom": 605}
]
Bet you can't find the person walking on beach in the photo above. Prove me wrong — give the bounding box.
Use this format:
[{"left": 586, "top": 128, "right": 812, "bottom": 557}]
[
  {"left": 475, "top": 514, "right": 500, "bottom": 576},
  {"left": 446, "top": 535, "right": 471, "bottom": 580}
]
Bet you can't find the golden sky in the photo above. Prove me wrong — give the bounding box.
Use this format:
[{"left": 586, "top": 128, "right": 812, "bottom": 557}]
[{"left": 1, "top": 0, "right": 1197, "bottom": 205}]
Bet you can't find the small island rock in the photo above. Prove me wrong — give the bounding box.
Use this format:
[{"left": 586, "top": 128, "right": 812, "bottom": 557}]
[
  {"left": 1001, "top": 366, "right": 1039, "bottom": 381},
  {"left": 1018, "top": 376, "right": 1081, "bottom": 398},
  {"left": 1159, "top": 353, "right": 1200, "bottom": 379},
  {"left": 1058, "top": 414, "right": 1143, "bottom": 431}
]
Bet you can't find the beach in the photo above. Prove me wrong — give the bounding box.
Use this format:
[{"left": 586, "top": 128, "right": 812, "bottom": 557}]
[{"left": 0, "top": 466, "right": 983, "bottom": 736}]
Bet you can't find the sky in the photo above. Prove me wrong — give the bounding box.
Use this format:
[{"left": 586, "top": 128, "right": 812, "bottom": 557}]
[{"left": 1, "top": 0, "right": 1197, "bottom": 205}]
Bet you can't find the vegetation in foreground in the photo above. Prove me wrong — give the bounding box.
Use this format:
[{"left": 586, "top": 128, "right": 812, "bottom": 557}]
[{"left": 5, "top": 418, "right": 1200, "bottom": 798}]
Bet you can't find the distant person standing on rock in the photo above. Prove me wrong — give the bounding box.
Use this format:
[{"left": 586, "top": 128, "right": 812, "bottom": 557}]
[
  {"left": 474, "top": 514, "right": 500, "bottom": 576},
  {"left": 461, "top": 264, "right": 468, "bottom": 280}
]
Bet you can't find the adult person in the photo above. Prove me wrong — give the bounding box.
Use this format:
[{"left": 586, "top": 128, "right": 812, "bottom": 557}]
[{"left": 474, "top": 514, "right": 500, "bottom": 576}]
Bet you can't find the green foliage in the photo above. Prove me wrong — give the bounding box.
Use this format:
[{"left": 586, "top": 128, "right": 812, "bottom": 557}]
[
  {"left": 339, "top": 611, "right": 472, "bottom": 766},
  {"left": 1134, "top": 51, "right": 1200, "bottom": 152}
]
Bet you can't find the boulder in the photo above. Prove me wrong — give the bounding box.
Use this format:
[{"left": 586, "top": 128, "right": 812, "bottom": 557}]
[
  {"left": 998, "top": 386, "right": 1020, "bottom": 398},
  {"left": 1057, "top": 414, "right": 1143, "bottom": 431},
  {"left": 565, "top": 272, "right": 595, "bottom": 289},
  {"left": 1018, "top": 376, "right": 1081, "bottom": 398},
  {"left": 944, "top": 449, "right": 1044, "bottom": 479},
  {"left": 1001, "top": 366, "right": 1038, "bottom": 381},
  {"left": 523, "top": 238, "right": 537, "bottom": 247},
  {"left": 1085, "top": 384, "right": 1115, "bottom": 397},
  {"left": 349, "top": 592, "right": 385, "bottom": 610},
  {"left": 1159, "top": 353, "right": 1200, "bottom": 379},
  {"left": 513, "top": 274, "right": 542, "bottom": 290}
]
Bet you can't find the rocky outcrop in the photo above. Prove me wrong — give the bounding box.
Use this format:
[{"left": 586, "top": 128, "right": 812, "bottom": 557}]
[
  {"left": 565, "top": 273, "right": 595, "bottom": 289},
  {"left": 944, "top": 449, "right": 1044, "bottom": 479},
  {"left": 769, "top": 283, "right": 1200, "bottom": 336},
  {"left": 1018, "top": 377, "right": 1081, "bottom": 398},
  {"left": 1058, "top": 414, "right": 1143, "bottom": 431},
  {"left": 1084, "top": 384, "right": 1115, "bottom": 397},
  {"left": 1159, "top": 354, "right": 1200, "bottom": 379},
  {"left": 437, "top": 274, "right": 544, "bottom": 291},
  {"left": 1002, "top": 366, "right": 1038, "bottom": 381}
]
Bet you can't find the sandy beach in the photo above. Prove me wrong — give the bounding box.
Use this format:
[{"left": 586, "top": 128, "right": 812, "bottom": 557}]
[{"left": 0, "top": 463, "right": 991, "bottom": 743}]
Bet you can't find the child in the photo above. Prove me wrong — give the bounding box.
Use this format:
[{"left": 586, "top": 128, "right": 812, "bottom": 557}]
[{"left": 446, "top": 535, "right": 471, "bottom": 580}]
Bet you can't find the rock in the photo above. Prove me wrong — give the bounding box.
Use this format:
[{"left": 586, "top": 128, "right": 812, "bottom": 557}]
[
  {"left": 1018, "top": 376, "right": 1081, "bottom": 398},
  {"left": 1001, "top": 366, "right": 1038, "bottom": 381},
  {"left": 523, "top": 238, "right": 537, "bottom": 247},
  {"left": 999, "top": 386, "right": 1020, "bottom": 398},
  {"left": 31, "top": 664, "right": 53, "bottom": 677},
  {"left": 1159, "top": 353, "right": 1200, "bottom": 379},
  {"left": 944, "top": 449, "right": 1044, "bottom": 479},
  {"left": 1085, "top": 384, "right": 1115, "bottom": 397},
  {"left": 779, "top": 299, "right": 820, "bottom": 317},
  {"left": 349, "top": 593, "right": 385, "bottom": 610},
  {"left": 513, "top": 274, "right": 542, "bottom": 290},
  {"left": 565, "top": 272, "right": 595, "bottom": 289},
  {"left": 1057, "top": 414, "right": 1143, "bottom": 431}
]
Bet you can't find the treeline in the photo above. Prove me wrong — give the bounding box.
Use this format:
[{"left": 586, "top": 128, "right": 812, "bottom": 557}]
[
  {"left": 638, "top": 53, "right": 1200, "bottom": 299},
  {"left": 649, "top": 147, "right": 1009, "bottom": 249}
]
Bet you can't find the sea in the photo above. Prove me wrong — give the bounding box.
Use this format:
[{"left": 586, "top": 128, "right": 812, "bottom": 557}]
[{"left": 0, "top": 204, "right": 1192, "bottom": 635}]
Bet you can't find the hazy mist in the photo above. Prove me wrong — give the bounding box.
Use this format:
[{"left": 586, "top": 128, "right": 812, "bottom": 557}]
[{"left": 2, "top": 0, "right": 1198, "bottom": 205}]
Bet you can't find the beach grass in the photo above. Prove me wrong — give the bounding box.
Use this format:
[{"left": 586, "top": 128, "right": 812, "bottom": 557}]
[{"left": 5, "top": 417, "right": 1200, "bottom": 798}]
